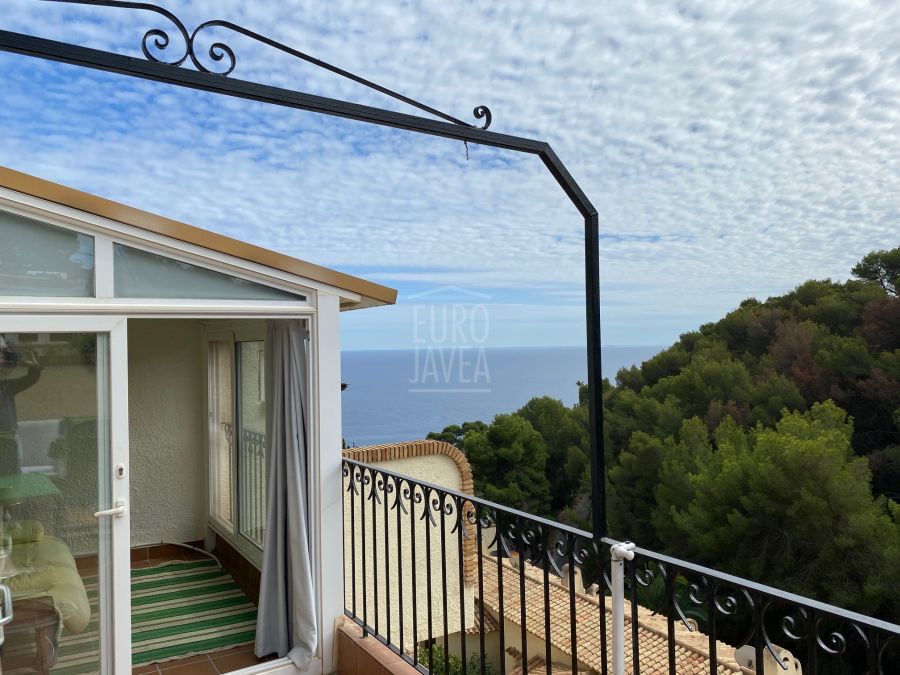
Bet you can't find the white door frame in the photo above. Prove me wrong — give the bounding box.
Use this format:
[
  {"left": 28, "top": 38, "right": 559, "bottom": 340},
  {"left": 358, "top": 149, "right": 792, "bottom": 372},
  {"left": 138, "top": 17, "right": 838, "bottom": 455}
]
[
  {"left": 3, "top": 310, "right": 330, "bottom": 675},
  {"left": 0, "top": 315, "right": 131, "bottom": 675}
]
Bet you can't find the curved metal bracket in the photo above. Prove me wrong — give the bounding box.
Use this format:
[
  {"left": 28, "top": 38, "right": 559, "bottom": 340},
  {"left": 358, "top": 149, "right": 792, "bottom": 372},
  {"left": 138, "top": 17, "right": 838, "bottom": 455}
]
[{"left": 42, "top": 0, "right": 493, "bottom": 130}]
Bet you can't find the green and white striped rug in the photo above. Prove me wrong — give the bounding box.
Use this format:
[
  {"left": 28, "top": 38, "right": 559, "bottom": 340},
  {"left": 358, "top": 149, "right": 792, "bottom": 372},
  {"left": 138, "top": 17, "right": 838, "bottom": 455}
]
[{"left": 51, "top": 559, "right": 257, "bottom": 674}]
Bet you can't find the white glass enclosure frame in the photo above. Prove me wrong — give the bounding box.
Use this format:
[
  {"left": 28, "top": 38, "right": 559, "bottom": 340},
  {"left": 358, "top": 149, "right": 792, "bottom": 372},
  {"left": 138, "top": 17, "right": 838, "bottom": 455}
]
[
  {"left": 0, "top": 188, "right": 341, "bottom": 674},
  {"left": 204, "top": 320, "right": 274, "bottom": 569},
  {"left": 0, "top": 189, "right": 323, "bottom": 316}
]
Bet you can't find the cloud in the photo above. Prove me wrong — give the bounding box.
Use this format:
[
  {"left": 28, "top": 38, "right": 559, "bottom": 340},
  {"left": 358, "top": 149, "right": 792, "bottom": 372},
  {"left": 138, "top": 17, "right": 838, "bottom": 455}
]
[{"left": 1, "top": 0, "right": 898, "bottom": 348}]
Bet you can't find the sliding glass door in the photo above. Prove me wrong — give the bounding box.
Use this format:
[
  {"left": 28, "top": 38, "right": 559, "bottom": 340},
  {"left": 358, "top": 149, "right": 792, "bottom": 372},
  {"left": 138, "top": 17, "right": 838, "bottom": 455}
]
[
  {"left": 0, "top": 318, "right": 129, "bottom": 674},
  {"left": 237, "top": 340, "right": 267, "bottom": 550}
]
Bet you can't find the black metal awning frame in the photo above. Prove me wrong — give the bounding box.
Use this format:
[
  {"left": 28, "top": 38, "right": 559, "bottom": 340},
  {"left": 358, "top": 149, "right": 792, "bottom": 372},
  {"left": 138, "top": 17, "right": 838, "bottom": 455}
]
[{"left": 0, "top": 0, "right": 607, "bottom": 539}]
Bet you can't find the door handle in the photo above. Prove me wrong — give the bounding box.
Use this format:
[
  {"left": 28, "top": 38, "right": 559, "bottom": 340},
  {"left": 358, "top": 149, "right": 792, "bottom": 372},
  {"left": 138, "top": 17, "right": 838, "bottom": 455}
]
[
  {"left": 0, "top": 583, "right": 13, "bottom": 626},
  {"left": 94, "top": 499, "right": 127, "bottom": 519}
]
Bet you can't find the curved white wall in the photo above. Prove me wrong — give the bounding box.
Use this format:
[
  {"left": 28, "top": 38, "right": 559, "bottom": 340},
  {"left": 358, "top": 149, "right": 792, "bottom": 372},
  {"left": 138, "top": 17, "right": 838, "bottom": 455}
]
[{"left": 343, "top": 453, "right": 475, "bottom": 650}]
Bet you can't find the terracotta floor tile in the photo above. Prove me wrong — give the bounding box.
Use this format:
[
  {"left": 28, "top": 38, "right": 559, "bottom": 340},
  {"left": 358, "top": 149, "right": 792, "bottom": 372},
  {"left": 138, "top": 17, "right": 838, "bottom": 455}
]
[
  {"left": 205, "top": 644, "right": 255, "bottom": 658},
  {"left": 158, "top": 658, "right": 217, "bottom": 674},
  {"left": 211, "top": 651, "right": 264, "bottom": 672},
  {"left": 149, "top": 544, "right": 183, "bottom": 559},
  {"left": 131, "top": 547, "right": 150, "bottom": 562},
  {"left": 132, "top": 665, "right": 160, "bottom": 674},
  {"left": 158, "top": 654, "right": 213, "bottom": 669}
]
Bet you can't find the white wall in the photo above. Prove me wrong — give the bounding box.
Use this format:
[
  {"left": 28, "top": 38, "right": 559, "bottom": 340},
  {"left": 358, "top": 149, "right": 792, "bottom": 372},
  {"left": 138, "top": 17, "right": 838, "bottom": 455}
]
[
  {"left": 128, "top": 319, "right": 206, "bottom": 546},
  {"left": 343, "top": 453, "right": 475, "bottom": 651}
]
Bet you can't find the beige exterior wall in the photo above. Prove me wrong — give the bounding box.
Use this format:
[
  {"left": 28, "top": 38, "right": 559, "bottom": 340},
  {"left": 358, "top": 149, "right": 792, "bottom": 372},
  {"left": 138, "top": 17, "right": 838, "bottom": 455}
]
[
  {"left": 446, "top": 630, "right": 501, "bottom": 671},
  {"left": 447, "top": 622, "right": 578, "bottom": 674},
  {"left": 128, "top": 319, "right": 207, "bottom": 547},
  {"left": 343, "top": 448, "right": 476, "bottom": 652}
]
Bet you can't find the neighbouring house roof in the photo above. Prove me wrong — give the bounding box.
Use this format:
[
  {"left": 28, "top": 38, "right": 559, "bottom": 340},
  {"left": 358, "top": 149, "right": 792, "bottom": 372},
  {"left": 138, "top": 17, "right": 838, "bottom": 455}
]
[
  {"left": 467, "top": 598, "right": 501, "bottom": 635},
  {"left": 0, "top": 165, "right": 397, "bottom": 309},
  {"left": 479, "top": 555, "right": 744, "bottom": 675},
  {"left": 506, "top": 650, "right": 591, "bottom": 675},
  {"left": 343, "top": 439, "right": 477, "bottom": 586}
]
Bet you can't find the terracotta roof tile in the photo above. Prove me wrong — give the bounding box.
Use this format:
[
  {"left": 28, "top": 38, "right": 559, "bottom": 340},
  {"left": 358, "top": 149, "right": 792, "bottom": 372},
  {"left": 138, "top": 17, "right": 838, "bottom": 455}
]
[
  {"left": 479, "top": 555, "right": 743, "bottom": 675},
  {"left": 508, "top": 654, "right": 590, "bottom": 675},
  {"left": 467, "top": 599, "right": 501, "bottom": 635}
]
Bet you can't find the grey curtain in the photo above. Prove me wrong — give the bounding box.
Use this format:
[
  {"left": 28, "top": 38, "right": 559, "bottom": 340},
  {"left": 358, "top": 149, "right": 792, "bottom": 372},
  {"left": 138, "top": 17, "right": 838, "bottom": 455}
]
[{"left": 255, "top": 320, "right": 318, "bottom": 665}]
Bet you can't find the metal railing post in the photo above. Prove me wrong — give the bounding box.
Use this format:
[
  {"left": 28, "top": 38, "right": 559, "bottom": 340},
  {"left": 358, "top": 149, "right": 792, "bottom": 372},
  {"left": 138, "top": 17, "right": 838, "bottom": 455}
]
[{"left": 610, "top": 541, "right": 635, "bottom": 675}]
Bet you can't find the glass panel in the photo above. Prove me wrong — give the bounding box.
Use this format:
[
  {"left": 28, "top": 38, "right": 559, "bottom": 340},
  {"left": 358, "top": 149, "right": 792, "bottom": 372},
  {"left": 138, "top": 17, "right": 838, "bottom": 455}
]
[
  {"left": 208, "top": 341, "right": 234, "bottom": 532},
  {"left": 0, "top": 210, "right": 94, "bottom": 297},
  {"left": 114, "top": 244, "right": 304, "bottom": 301},
  {"left": 237, "top": 341, "right": 267, "bottom": 549},
  {"left": 0, "top": 332, "right": 108, "bottom": 673}
]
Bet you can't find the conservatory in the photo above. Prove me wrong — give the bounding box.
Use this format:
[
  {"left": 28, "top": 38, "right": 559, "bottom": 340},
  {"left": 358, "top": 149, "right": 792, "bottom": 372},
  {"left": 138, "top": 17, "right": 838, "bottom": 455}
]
[{"left": 0, "top": 165, "right": 396, "bottom": 674}]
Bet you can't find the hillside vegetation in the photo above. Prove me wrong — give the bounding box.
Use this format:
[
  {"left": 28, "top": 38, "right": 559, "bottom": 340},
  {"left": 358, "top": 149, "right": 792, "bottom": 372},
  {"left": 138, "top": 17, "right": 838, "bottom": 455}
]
[{"left": 428, "top": 247, "right": 900, "bottom": 620}]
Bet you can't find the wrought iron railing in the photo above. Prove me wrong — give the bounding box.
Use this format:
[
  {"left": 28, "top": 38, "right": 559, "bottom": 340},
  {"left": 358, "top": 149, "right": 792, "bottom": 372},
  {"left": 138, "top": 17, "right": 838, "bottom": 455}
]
[
  {"left": 342, "top": 458, "right": 900, "bottom": 675},
  {"left": 239, "top": 429, "right": 267, "bottom": 549},
  {"left": 621, "top": 545, "right": 900, "bottom": 675}
]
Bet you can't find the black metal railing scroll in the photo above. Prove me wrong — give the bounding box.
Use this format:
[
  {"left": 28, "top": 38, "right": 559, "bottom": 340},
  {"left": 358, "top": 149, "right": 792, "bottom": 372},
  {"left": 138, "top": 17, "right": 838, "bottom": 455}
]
[
  {"left": 343, "top": 457, "right": 601, "bottom": 675},
  {"left": 343, "top": 458, "right": 900, "bottom": 675},
  {"left": 42, "top": 0, "right": 493, "bottom": 130},
  {"left": 616, "top": 544, "right": 900, "bottom": 675}
]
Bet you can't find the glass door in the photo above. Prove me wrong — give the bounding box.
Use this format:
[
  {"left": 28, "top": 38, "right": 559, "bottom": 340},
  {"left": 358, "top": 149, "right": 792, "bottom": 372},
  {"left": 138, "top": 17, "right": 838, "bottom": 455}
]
[
  {"left": 236, "top": 340, "right": 267, "bottom": 551},
  {"left": 0, "top": 318, "right": 129, "bottom": 674},
  {"left": 206, "top": 328, "right": 268, "bottom": 564}
]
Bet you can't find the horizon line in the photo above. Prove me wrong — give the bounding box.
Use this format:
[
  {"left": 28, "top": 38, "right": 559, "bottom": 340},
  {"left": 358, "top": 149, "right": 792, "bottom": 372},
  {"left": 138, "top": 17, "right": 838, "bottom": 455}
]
[{"left": 341, "top": 344, "right": 667, "bottom": 353}]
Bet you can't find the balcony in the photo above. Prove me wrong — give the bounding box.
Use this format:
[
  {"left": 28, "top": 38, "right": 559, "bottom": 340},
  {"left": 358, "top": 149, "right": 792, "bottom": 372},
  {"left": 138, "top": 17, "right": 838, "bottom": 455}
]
[{"left": 340, "top": 455, "right": 900, "bottom": 675}]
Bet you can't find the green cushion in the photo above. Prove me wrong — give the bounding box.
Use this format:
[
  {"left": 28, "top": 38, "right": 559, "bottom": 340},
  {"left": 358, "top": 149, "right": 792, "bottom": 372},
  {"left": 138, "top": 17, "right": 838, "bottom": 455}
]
[
  {"left": 7, "top": 535, "right": 91, "bottom": 634},
  {"left": 7, "top": 520, "right": 44, "bottom": 544}
]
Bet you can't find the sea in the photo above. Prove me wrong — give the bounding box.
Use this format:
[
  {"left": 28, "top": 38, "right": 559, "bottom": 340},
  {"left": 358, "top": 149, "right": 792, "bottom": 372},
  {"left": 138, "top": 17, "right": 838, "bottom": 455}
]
[{"left": 341, "top": 345, "right": 662, "bottom": 447}]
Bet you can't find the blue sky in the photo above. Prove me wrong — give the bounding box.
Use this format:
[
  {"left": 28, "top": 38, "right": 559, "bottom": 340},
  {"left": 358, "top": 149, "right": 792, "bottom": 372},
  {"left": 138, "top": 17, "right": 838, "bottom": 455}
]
[{"left": 2, "top": 1, "right": 898, "bottom": 350}]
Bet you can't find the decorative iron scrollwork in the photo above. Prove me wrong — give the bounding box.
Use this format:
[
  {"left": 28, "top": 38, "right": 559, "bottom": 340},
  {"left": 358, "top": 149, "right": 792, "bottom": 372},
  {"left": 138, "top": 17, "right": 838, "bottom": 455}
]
[
  {"left": 778, "top": 605, "right": 874, "bottom": 666},
  {"left": 473, "top": 105, "right": 492, "bottom": 131},
  {"left": 450, "top": 497, "right": 475, "bottom": 541},
  {"left": 342, "top": 459, "right": 899, "bottom": 674},
  {"left": 389, "top": 475, "right": 408, "bottom": 514},
  {"left": 46, "top": 0, "right": 493, "bottom": 130}
]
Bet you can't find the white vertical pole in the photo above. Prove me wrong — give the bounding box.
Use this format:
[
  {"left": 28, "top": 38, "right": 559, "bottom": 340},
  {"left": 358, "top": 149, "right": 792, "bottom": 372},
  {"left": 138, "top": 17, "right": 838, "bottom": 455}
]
[
  {"left": 312, "top": 293, "right": 343, "bottom": 674},
  {"left": 610, "top": 542, "right": 635, "bottom": 675},
  {"left": 110, "top": 318, "right": 132, "bottom": 675}
]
